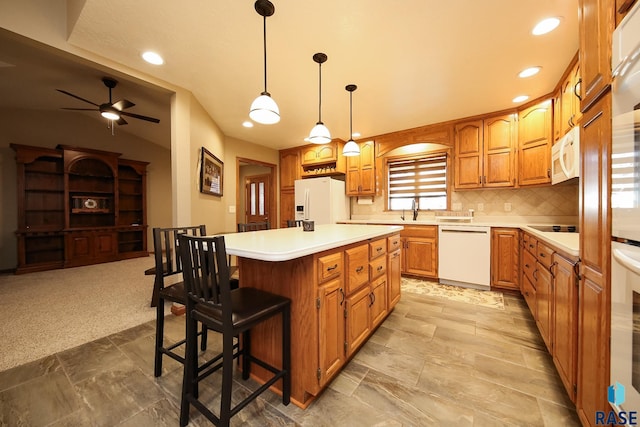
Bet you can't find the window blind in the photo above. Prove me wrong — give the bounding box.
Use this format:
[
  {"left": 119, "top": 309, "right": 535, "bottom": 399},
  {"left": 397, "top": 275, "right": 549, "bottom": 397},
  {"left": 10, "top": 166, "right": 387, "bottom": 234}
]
[{"left": 387, "top": 154, "right": 447, "bottom": 210}]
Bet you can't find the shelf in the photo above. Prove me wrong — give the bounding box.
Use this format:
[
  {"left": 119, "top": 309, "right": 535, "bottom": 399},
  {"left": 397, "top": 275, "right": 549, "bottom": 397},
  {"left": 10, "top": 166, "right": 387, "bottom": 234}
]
[
  {"left": 25, "top": 188, "right": 64, "bottom": 193},
  {"left": 71, "top": 208, "right": 111, "bottom": 214}
]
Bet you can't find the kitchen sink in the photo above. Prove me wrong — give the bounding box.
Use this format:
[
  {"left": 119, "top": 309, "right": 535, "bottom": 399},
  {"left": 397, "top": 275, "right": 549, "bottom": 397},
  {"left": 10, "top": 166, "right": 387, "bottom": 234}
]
[{"left": 528, "top": 225, "right": 579, "bottom": 233}]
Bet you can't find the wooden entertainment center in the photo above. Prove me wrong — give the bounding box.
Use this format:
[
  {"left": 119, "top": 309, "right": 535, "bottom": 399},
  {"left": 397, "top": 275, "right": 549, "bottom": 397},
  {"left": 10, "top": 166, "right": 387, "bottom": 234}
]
[{"left": 11, "top": 144, "right": 149, "bottom": 274}]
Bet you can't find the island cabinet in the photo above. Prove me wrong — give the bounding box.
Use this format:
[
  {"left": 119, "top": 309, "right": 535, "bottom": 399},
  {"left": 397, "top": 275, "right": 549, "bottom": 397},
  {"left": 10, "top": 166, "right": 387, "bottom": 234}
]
[
  {"left": 490, "top": 228, "right": 520, "bottom": 291},
  {"left": 520, "top": 231, "right": 580, "bottom": 403},
  {"left": 234, "top": 227, "right": 401, "bottom": 408},
  {"left": 518, "top": 100, "right": 553, "bottom": 186},
  {"left": 387, "top": 234, "right": 402, "bottom": 308},
  {"left": 11, "top": 144, "right": 148, "bottom": 273},
  {"left": 454, "top": 113, "right": 517, "bottom": 190},
  {"left": 400, "top": 225, "right": 438, "bottom": 279}
]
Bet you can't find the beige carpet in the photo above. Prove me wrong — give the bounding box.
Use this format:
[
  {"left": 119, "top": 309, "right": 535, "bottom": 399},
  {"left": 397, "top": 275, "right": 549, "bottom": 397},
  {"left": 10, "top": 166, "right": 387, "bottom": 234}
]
[
  {"left": 402, "top": 277, "right": 505, "bottom": 310},
  {"left": 0, "top": 256, "right": 164, "bottom": 373}
]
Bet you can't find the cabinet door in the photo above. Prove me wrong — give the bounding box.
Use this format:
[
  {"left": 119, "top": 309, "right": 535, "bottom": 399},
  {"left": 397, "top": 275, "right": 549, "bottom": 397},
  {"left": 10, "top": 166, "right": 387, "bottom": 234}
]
[
  {"left": 404, "top": 237, "right": 437, "bottom": 278},
  {"left": 518, "top": 101, "right": 552, "bottom": 186},
  {"left": 279, "top": 149, "right": 300, "bottom": 191},
  {"left": 387, "top": 249, "right": 401, "bottom": 309},
  {"left": 578, "top": 0, "right": 613, "bottom": 109},
  {"left": 346, "top": 153, "right": 361, "bottom": 195},
  {"left": 536, "top": 263, "right": 553, "bottom": 352},
  {"left": 577, "top": 92, "right": 611, "bottom": 425},
  {"left": 318, "top": 278, "right": 346, "bottom": 386},
  {"left": 490, "top": 228, "right": 520, "bottom": 290},
  {"left": 521, "top": 272, "right": 537, "bottom": 315},
  {"left": 484, "top": 113, "right": 516, "bottom": 187},
  {"left": 358, "top": 141, "right": 375, "bottom": 194},
  {"left": 345, "top": 286, "right": 371, "bottom": 357},
  {"left": 280, "top": 190, "right": 295, "bottom": 228},
  {"left": 561, "top": 75, "right": 575, "bottom": 136},
  {"left": 370, "top": 275, "right": 387, "bottom": 329},
  {"left": 454, "top": 120, "right": 483, "bottom": 189},
  {"left": 553, "top": 254, "right": 578, "bottom": 403}
]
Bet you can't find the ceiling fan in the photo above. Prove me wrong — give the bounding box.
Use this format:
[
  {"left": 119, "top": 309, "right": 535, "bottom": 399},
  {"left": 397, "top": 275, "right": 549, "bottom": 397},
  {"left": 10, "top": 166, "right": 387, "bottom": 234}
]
[{"left": 57, "top": 77, "right": 160, "bottom": 125}]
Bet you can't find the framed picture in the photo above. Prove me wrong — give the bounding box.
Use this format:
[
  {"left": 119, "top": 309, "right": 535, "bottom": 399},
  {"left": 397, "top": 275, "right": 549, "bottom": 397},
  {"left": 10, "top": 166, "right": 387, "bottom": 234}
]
[{"left": 200, "top": 147, "right": 223, "bottom": 196}]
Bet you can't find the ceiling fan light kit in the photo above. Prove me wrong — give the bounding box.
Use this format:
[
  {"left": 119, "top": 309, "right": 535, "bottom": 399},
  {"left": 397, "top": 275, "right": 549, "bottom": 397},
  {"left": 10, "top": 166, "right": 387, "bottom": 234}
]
[
  {"left": 249, "top": 0, "right": 280, "bottom": 125},
  {"left": 57, "top": 76, "right": 160, "bottom": 132},
  {"left": 308, "top": 52, "right": 331, "bottom": 144},
  {"left": 342, "top": 84, "right": 360, "bottom": 157}
]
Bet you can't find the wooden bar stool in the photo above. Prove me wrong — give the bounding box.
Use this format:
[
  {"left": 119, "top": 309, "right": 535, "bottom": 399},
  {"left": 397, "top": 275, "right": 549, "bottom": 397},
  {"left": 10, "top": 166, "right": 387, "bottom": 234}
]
[{"left": 178, "top": 234, "right": 290, "bottom": 427}]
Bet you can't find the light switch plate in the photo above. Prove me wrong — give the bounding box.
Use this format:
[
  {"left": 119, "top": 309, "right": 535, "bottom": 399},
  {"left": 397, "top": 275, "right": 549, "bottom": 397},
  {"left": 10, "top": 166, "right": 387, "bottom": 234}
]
[
  {"left": 228, "top": 205, "right": 236, "bottom": 213},
  {"left": 477, "top": 203, "right": 484, "bottom": 211},
  {"left": 504, "top": 203, "right": 512, "bottom": 212}
]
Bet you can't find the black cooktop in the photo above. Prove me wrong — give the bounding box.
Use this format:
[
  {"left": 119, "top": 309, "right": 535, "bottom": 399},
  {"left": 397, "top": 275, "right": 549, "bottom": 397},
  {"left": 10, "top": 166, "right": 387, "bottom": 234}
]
[{"left": 528, "top": 225, "right": 579, "bottom": 233}]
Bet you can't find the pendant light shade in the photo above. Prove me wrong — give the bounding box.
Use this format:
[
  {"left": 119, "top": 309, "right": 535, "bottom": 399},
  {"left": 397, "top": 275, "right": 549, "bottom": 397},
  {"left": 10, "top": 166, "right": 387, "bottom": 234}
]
[
  {"left": 308, "top": 53, "right": 331, "bottom": 144},
  {"left": 250, "top": 0, "right": 279, "bottom": 125},
  {"left": 343, "top": 84, "right": 360, "bottom": 157}
]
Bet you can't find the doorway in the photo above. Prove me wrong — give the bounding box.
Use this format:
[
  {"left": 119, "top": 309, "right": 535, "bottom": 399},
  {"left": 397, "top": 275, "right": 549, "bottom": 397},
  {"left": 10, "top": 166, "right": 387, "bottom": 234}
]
[{"left": 236, "top": 157, "right": 277, "bottom": 229}]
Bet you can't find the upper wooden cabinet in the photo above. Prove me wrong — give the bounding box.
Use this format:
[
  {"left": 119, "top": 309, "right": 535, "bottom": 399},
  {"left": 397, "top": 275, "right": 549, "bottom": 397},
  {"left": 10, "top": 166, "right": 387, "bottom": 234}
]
[
  {"left": 560, "top": 60, "right": 582, "bottom": 136},
  {"left": 518, "top": 100, "right": 553, "bottom": 186},
  {"left": 301, "top": 142, "right": 338, "bottom": 167},
  {"left": 578, "top": 0, "right": 614, "bottom": 109},
  {"left": 454, "top": 113, "right": 517, "bottom": 189},
  {"left": 346, "top": 140, "right": 375, "bottom": 196},
  {"left": 279, "top": 148, "right": 300, "bottom": 191}
]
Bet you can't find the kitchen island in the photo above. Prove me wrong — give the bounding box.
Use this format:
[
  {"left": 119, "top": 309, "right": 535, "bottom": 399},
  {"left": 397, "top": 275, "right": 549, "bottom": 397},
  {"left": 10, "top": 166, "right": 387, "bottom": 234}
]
[{"left": 221, "top": 224, "right": 403, "bottom": 408}]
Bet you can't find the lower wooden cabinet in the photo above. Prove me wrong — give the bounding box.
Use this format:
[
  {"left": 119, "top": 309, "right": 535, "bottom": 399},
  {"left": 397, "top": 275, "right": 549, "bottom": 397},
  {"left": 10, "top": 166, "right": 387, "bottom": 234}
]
[
  {"left": 387, "top": 248, "right": 401, "bottom": 309},
  {"left": 535, "top": 262, "right": 553, "bottom": 352},
  {"left": 553, "top": 253, "right": 579, "bottom": 403},
  {"left": 318, "top": 277, "right": 345, "bottom": 384},
  {"left": 279, "top": 189, "right": 295, "bottom": 228},
  {"left": 490, "top": 228, "right": 520, "bottom": 290},
  {"left": 65, "top": 230, "right": 117, "bottom": 268},
  {"left": 346, "top": 285, "right": 372, "bottom": 356},
  {"left": 370, "top": 275, "right": 388, "bottom": 328},
  {"left": 400, "top": 226, "right": 438, "bottom": 278}
]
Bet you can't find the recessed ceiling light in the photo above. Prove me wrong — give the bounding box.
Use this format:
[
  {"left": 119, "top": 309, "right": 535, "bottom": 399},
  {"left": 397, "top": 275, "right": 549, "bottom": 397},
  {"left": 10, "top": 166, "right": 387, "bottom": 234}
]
[
  {"left": 532, "top": 17, "right": 561, "bottom": 35},
  {"left": 142, "top": 51, "right": 164, "bottom": 65},
  {"left": 519, "top": 66, "right": 542, "bottom": 78},
  {"left": 513, "top": 95, "right": 529, "bottom": 103},
  {"left": 242, "top": 121, "right": 254, "bottom": 128}
]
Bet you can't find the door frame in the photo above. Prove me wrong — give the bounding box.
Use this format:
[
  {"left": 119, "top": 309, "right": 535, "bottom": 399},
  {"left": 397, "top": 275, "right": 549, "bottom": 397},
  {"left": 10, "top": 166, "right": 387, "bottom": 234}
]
[{"left": 236, "top": 157, "right": 277, "bottom": 229}]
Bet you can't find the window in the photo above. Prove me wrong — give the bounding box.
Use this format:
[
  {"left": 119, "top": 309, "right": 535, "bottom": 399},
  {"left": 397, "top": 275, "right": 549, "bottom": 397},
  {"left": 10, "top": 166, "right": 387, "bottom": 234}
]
[{"left": 387, "top": 153, "right": 448, "bottom": 210}]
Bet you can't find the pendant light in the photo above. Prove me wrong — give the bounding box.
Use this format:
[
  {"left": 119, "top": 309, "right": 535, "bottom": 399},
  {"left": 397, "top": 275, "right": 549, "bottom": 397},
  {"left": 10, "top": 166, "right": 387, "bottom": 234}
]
[
  {"left": 342, "top": 84, "right": 360, "bottom": 156},
  {"left": 307, "top": 53, "right": 331, "bottom": 144},
  {"left": 249, "top": 0, "right": 280, "bottom": 125}
]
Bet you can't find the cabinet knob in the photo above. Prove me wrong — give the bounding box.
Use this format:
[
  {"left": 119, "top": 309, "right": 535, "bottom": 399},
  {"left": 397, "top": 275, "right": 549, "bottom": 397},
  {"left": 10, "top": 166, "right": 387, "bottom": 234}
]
[{"left": 356, "top": 266, "right": 364, "bottom": 273}]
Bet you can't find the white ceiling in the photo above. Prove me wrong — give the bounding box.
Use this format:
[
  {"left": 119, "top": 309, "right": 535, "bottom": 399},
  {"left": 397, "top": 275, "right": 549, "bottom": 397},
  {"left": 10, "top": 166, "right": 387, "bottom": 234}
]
[{"left": 1, "top": 0, "right": 579, "bottom": 151}]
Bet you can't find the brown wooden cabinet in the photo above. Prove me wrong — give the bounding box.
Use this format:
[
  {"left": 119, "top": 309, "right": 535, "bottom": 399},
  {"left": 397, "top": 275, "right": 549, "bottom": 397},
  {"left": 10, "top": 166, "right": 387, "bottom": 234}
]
[
  {"left": 11, "top": 144, "right": 148, "bottom": 273},
  {"left": 387, "top": 235, "right": 402, "bottom": 309},
  {"left": 490, "top": 228, "right": 520, "bottom": 291},
  {"left": 576, "top": 91, "right": 611, "bottom": 426},
  {"left": 301, "top": 142, "right": 338, "bottom": 167},
  {"left": 400, "top": 225, "right": 438, "bottom": 279},
  {"left": 560, "top": 59, "right": 582, "bottom": 137},
  {"left": 536, "top": 258, "right": 553, "bottom": 352},
  {"left": 454, "top": 114, "right": 516, "bottom": 190},
  {"left": 279, "top": 148, "right": 300, "bottom": 191},
  {"left": 578, "top": 0, "right": 614, "bottom": 110},
  {"left": 553, "top": 253, "right": 579, "bottom": 403},
  {"left": 518, "top": 100, "right": 553, "bottom": 186},
  {"left": 346, "top": 140, "right": 375, "bottom": 196}
]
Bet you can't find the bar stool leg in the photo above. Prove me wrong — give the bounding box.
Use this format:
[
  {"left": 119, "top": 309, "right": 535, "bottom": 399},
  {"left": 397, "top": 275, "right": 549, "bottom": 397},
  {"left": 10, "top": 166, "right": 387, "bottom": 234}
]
[
  {"left": 219, "top": 332, "right": 235, "bottom": 426},
  {"left": 154, "top": 298, "right": 165, "bottom": 377},
  {"left": 180, "top": 311, "right": 198, "bottom": 427}
]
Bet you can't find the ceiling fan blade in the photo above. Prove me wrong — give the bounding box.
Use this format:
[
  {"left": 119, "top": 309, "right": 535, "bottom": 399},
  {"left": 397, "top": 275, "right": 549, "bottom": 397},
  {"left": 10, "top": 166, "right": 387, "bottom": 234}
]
[
  {"left": 61, "top": 108, "right": 99, "bottom": 111},
  {"left": 112, "top": 99, "right": 135, "bottom": 111},
  {"left": 116, "top": 116, "right": 128, "bottom": 125},
  {"left": 56, "top": 89, "right": 100, "bottom": 107},
  {"left": 121, "top": 111, "right": 160, "bottom": 123}
]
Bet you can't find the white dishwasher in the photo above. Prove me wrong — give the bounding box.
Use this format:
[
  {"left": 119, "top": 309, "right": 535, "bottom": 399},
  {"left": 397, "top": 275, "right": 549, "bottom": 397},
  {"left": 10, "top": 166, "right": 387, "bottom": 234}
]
[{"left": 438, "top": 224, "right": 491, "bottom": 289}]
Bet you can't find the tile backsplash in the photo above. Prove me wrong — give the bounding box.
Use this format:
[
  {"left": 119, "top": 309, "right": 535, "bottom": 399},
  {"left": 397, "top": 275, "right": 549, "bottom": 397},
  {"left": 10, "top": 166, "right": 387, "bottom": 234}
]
[{"left": 351, "top": 180, "right": 579, "bottom": 219}]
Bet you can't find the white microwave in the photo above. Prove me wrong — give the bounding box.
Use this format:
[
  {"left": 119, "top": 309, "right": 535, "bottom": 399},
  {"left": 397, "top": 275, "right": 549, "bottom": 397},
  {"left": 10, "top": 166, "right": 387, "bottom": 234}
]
[{"left": 551, "top": 126, "right": 580, "bottom": 184}]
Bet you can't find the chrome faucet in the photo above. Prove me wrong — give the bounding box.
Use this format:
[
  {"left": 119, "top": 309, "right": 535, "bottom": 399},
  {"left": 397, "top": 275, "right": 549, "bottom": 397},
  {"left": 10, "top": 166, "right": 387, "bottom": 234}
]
[{"left": 412, "top": 199, "right": 418, "bottom": 221}]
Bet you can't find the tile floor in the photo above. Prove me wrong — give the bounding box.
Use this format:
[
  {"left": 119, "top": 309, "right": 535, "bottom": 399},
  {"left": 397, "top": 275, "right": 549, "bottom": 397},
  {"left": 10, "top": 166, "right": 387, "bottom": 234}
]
[{"left": 0, "top": 289, "right": 580, "bottom": 426}]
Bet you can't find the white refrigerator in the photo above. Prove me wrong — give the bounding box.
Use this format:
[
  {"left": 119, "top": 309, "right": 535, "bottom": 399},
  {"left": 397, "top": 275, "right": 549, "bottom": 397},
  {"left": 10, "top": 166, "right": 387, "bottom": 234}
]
[{"left": 294, "top": 177, "right": 349, "bottom": 224}]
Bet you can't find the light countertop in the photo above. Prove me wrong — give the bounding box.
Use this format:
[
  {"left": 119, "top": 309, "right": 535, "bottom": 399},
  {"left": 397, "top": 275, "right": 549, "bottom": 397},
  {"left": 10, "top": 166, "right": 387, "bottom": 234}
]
[
  {"left": 217, "top": 224, "right": 403, "bottom": 262},
  {"left": 341, "top": 219, "right": 579, "bottom": 257}
]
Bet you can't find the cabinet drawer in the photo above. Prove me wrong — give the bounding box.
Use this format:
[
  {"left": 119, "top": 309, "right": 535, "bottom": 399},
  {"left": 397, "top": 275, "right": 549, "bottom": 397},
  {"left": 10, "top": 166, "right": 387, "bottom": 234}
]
[
  {"left": 387, "top": 234, "right": 401, "bottom": 252},
  {"left": 345, "top": 244, "right": 369, "bottom": 294},
  {"left": 522, "top": 249, "right": 537, "bottom": 285},
  {"left": 537, "top": 242, "right": 554, "bottom": 269},
  {"left": 317, "top": 252, "right": 343, "bottom": 284},
  {"left": 400, "top": 225, "right": 437, "bottom": 239},
  {"left": 369, "top": 256, "right": 386, "bottom": 280},
  {"left": 524, "top": 234, "right": 537, "bottom": 254},
  {"left": 369, "top": 238, "right": 387, "bottom": 259}
]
